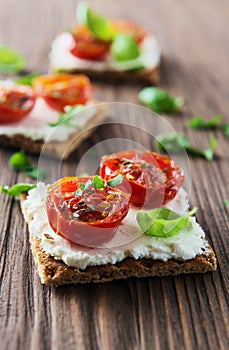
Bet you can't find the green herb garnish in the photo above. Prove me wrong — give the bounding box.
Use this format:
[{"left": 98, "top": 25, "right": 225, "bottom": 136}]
[
  {"left": 92, "top": 175, "right": 104, "bottom": 189},
  {"left": 139, "top": 87, "right": 185, "bottom": 114},
  {"left": 77, "top": 2, "right": 115, "bottom": 40},
  {"left": 221, "top": 124, "right": 229, "bottom": 141},
  {"left": 1, "top": 183, "right": 36, "bottom": 196},
  {"left": 74, "top": 174, "right": 123, "bottom": 196},
  {"left": 15, "top": 72, "right": 40, "bottom": 86},
  {"left": 137, "top": 207, "right": 197, "bottom": 237},
  {"left": 156, "top": 133, "right": 190, "bottom": 153},
  {"left": 189, "top": 115, "right": 223, "bottom": 129},
  {"left": 9, "top": 151, "right": 46, "bottom": 180},
  {"left": 106, "top": 174, "right": 123, "bottom": 187},
  {"left": 0, "top": 46, "right": 26, "bottom": 74},
  {"left": 156, "top": 132, "right": 217, "bottom": 161},
  {"left": 75, "top": 182, "right": 86, "bottom": 196},
  {"left": 9, "top": 150, "right": 30, "bottom": 170},
  {"left": 224, "top": 199, "right": 229, "bottom": 208},
  {"left": 23, "top": 167, "right": 46, "bottom": 180},
  {"left": 111, "top": 34, "right": 140, "bottom": 61},
  {"left": 49, "top": 105, "right": 84, "bottom": 128}
]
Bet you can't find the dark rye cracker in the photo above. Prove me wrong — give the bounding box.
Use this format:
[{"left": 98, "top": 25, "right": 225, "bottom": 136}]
[
  {"left": 53, "top": 65, "right": 160, "bottom": 84},
  {"left": 20, "top": 194, "right": 217, "bottom": 287},
  {"left": 0, "top": 104, "right": 106, "bottom": 159}
]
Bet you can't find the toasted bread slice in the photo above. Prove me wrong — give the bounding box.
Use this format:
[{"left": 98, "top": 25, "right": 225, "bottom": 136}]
[
  {"left": 49, "top": 32, "right": 161, "bottom": 84},
  {"left": 30, "top": 236, "right": 216, "bottom": 286},
  {"left": 0, "top": 104, "right": 106, "bottom": 159},
  {"left": 20, "top": 192, "right": 217, "bottom": 286},
  {"left": 53, "top": 66, "right": 160, "bottom": 84}
]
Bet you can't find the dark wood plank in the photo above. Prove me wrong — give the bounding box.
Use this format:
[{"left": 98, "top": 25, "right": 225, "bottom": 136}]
[{"left": 0, "top": 0, "right": 228, "bottom": 349}]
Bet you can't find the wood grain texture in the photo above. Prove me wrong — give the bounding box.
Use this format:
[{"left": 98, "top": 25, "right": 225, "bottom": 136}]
[{"left": 0, "top": 0, "right": 228, "bottom": 349}]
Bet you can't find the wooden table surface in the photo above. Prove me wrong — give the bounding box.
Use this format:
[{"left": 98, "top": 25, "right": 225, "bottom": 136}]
[{"left": 0, "top": 0, "right": 228, "bottom": 349}]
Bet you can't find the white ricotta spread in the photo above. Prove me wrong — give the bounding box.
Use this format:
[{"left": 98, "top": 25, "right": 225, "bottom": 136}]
[
  {"left": 0, "top": 94, "right": 97, "bottom": 142},
  {"left": 49, "top": 32, "right": 161, "bottom": 72},
  {"left": 21, "top": 183, "right": 211, "bottom": 270}
]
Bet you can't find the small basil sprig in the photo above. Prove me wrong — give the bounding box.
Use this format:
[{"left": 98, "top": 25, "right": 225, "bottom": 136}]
[
  {"left": 111, "top": 34, "right": 140, "bottom": 61},
  {"left": 106, "top": 174, "right": 123, "bottom": 187},
  {"left": 221, "top": 124, "right": 229, "bottom": 141},
  {"left": 156, "top": 132, "right": 217, "bottom": 161},
  {"left": 77, "top": 2, "right": 115, "bottom": 40},
  {"left": 16, "top": 72, "right": 40, "bottom": 86},
  {"left": 92, "top": 174, "right": 123, "bottom": 188},
  {"left": 189, "top": 115, "right": 223, "bottom": 129},
  {"left": 75, "top": 174, "right": 123, "bottom": 196},
  {"left": 49, "top": 105, "right": 84, "bottom": 128},
  {"left": 188, "top": 115, "right": 229, "bottom": 142},
  {"left": 139, "top": 87, "right": 185, "bottom": 114},
  {"left": 1, "top": 183, "right": 36, "bottom": 196},
  {"left": 9, "top": 151, "right": 46, "bottom": 180},
  {"left": 224, "top": 199, "right": 229, "bottom": 209},
  {"left": 0, "top": 46, "right": 26, "bottom": 74},
  {"left": 137, "top": 207, "right": 197, "bottom": 237},
  {"left": 92, "top": 175, "right": 104, "bottom": 189}
]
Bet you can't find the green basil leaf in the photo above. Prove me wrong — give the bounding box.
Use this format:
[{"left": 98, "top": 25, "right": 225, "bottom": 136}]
[
  {"left": 23, "top": 166, "right": 46, "bottom": 180},
  {"left": 107, "top": 174, "right": 123, "bottom": 187},
  {"left": 79, "top": 182, "right": 86, "bottom": 191},
  {"left": 92, "top": 175, "right": 104, "bottom": 189},
  {"left": 77, "top": 2, "right": 115, "bottom": 40},
  {"left": 137, "top": 207, "right": 197, "bottom": 237},
  {"left": 75, "top": 181, "right": 87, "bottom": 196},
  {"left": 1, "top": 183, "right": 36, "bottom": 196},
  {"left": 9, "top": 151, "right": 30, "bottom": 170},
  {"left": 111, "top": 34, "right": 140, "bottom": 61},
  {"left": 189, "top": 115, "right": 223, "bottom": 129},
  {"left": 15, "top": 72, "right": 40, "bottom": 86},
  {"left": 185, "top": 133, "right": 216, "bottom": 161},
  {"left": 0, "top": 46, "right": 26, "bottom": 74},
  {"left": 201, "top": 133, "right": 217, "bottom": 161},
  {"left": 221, "top": 124, "right": 229, "bottom": 141},
  {"left": 75, "top": 189, "right": 82, "bottom": 196},
  {"left": 9, "top": 151, "right": 46, "bottom": 180},
  {"left": 49, "top": 105, "right": 84, "bottom": 128},
  {"left": 156, "top": 132, "right": 217, "bottom": 161},
  {"left": 156, "top": 133, "right": 190, "bottom": 153},
  {"left": 139, "top": 87, "right": 185, "bottom": 114},
  {"left": 224, "top": 199, "right": 229, "bottom": 208}
]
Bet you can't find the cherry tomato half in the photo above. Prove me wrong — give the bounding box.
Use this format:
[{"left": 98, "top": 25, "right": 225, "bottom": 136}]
[
  {"left": 0, "top": 83, "right": 36, "bottom": 124},
  {"left": 32, "top": 74, "right": 93, "bottom": 112},
  {"left": 100, "top": 150, "right": 184, "bottom": 209},
  {"left": 46, "top": 177, "right": 130, "bottom": 247},
  {"left": 70, "top": 25, "right": 111, "bottom": 60},
  {"left": 111, "top": 19, "right": 147, "bottom": 44}
]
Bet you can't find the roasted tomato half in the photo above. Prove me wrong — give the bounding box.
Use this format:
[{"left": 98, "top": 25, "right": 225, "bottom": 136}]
[
  {"left": 46, "top": 177, "right": 130, "bottom": 247},
  {"left": 32, "top": 74, "right": 93, "bottom": 112},
  {"left": 100, "top": 150, "right": 184, "bottom": 209},
  {"left": 111, "top": 19, "right": 147, "bottom": 44},
  {"left": 70, "top": 25, "right": 110, "bottom": 60},
  {"left": 0, "top": 83, "right": 36, "bottom": 124}
]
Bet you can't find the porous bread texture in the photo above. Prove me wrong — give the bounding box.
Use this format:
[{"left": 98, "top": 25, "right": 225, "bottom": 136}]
[
  {"left": 20, "top": 193, "right": 217, "bottom": 286},
  {"left": 31, "top": 236, "right": 216, "bottom": 286},
  {"left": 0, "top": 104, "right": 106, "bottom": 159},
  {"left": 52, "top": 65, "right": 160, "bottom": 84}
]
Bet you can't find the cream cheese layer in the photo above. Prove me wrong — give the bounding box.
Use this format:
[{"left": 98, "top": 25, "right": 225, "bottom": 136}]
[{"left": 21, "top": 183, "right": 210, "bottom": 270}]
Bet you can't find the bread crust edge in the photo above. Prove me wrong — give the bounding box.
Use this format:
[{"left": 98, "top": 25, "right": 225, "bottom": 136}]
[{"left": 20, "top": 192, "right": 217, "bottom": 287}]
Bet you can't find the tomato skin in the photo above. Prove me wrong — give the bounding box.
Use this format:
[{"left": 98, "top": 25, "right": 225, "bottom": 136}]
[
  {"left": 100, "top": 150, "right": 184, "bottom": 209},
  {"left": 111, "top": 19, "right": 147, "bottom": 44},
  {"left": 70, "top": 25, "right": 110, "bottom": 60},
  {"left": 46, "top": 177, "right": 130, "bottom": 247},
  {"left": 0, "top": 84, "right": 36, "bottom": 124},
  {"left": 32, "top": 74, "right": 93, "bottom": 112}
]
